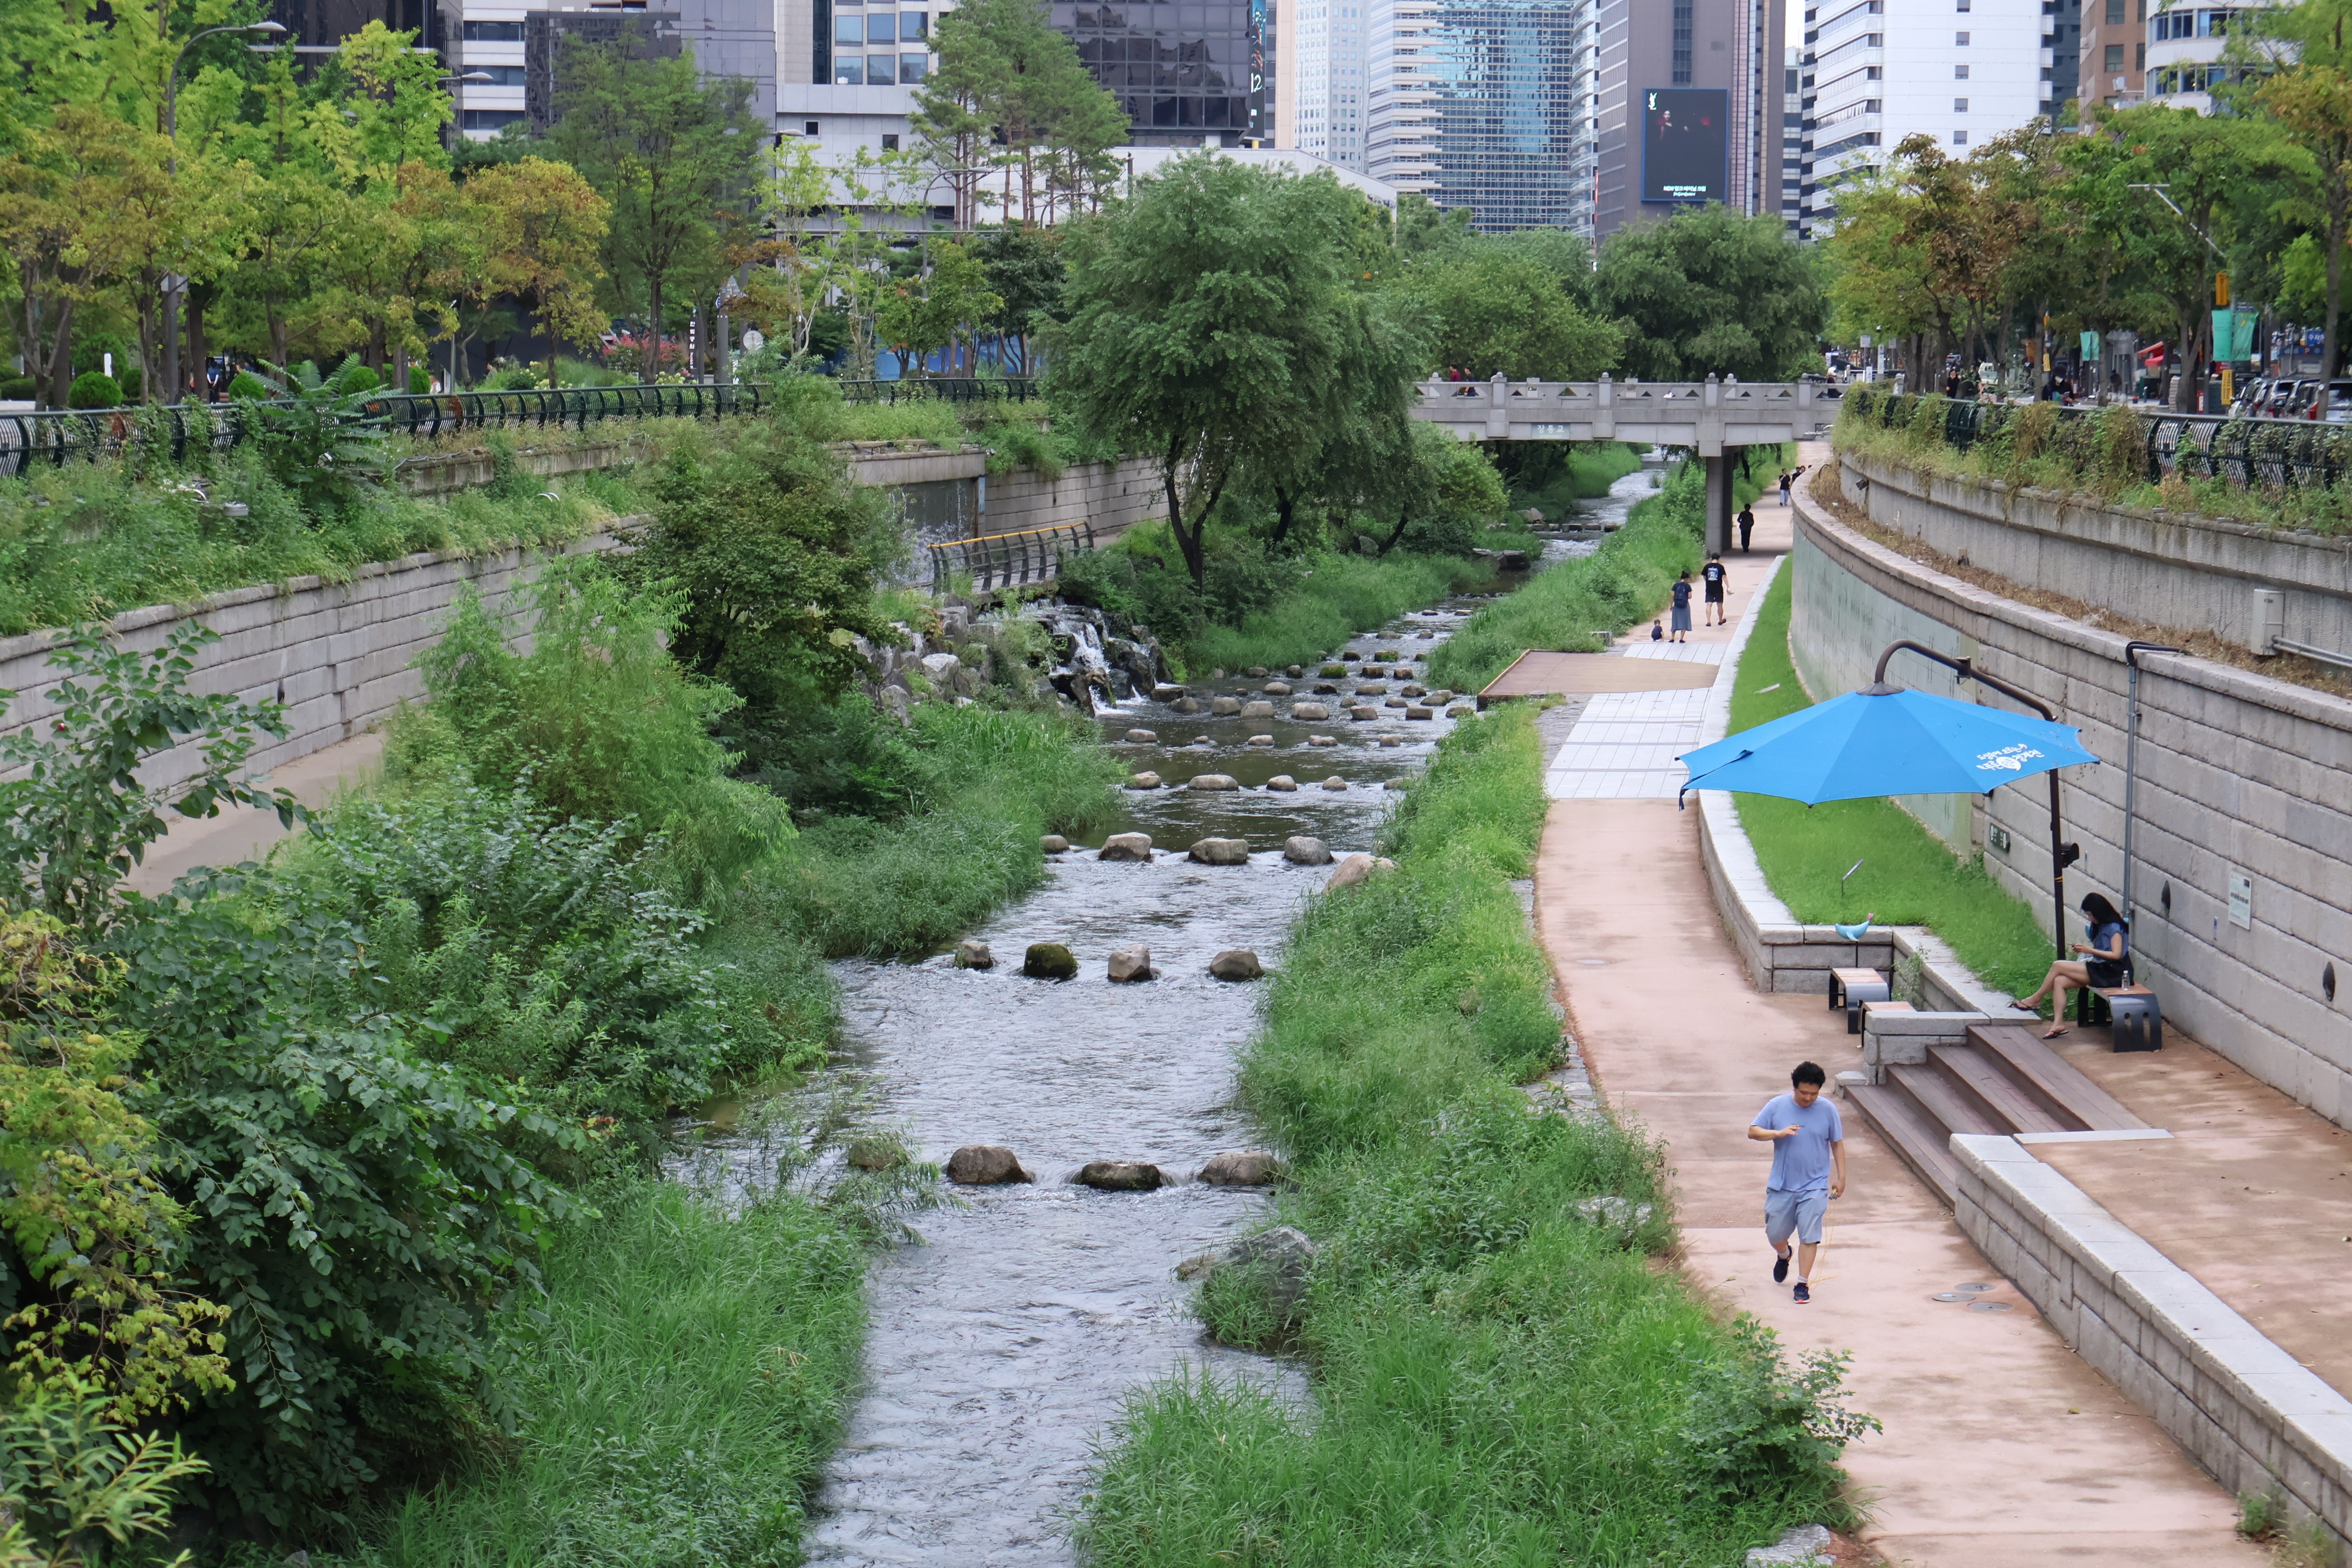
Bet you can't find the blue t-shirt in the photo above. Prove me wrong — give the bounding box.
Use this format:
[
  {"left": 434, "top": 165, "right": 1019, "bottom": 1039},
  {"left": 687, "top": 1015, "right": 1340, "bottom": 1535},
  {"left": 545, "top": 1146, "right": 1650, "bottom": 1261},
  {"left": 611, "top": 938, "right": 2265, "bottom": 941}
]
[
  {"left": 1755, "top": 1092, "right": 1844, "bottom": 1193},
  {"left": 2089, "top": 921, "right": 2127, "bottom": 961}
]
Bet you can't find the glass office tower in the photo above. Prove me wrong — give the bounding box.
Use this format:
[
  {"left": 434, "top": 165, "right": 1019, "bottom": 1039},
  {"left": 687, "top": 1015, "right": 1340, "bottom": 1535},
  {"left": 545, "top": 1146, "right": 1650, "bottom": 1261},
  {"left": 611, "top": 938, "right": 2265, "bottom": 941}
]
[
  {"left": 1371, "top": 0, "right": 1593, "bottom": 231},
  {"left": 1061, "top": 0, "right": 1265, "bottom": 144}
]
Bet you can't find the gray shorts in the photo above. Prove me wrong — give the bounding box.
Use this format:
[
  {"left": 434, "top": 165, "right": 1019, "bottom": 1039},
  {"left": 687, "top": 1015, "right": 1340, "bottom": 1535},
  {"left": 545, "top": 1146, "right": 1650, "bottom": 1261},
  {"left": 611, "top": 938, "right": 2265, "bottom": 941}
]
[{"left": 1765, "top": 1187, "right": 1829, "bottom": 1247}]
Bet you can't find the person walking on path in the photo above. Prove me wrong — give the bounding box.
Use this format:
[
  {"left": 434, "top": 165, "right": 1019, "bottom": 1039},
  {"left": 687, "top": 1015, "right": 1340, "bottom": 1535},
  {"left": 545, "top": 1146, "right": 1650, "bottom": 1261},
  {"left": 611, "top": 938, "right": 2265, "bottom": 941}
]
[
  {"left": 1668, "top": 572, "right": 1694, "bottom": 642},
  {"left": 1701, "top": 553, "right": 1730, "bottom": 626},
  {"left": 1749, "top": 1060, "right": 1845, "bottom": 1304},
  {"left": 1737, "top": 504, "right": 1755, "bottom": 553},
  {"left": 1777, "top": 471, "right": 1792, "bottom": 510},
  {"left": 2011, "top": 892, "right": 2131, "bottom": 1040}
]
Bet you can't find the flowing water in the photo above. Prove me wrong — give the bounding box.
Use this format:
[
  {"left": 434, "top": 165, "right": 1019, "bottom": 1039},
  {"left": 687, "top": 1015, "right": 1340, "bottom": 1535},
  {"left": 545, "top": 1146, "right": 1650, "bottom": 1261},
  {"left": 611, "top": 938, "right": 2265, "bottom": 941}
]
[{"left": 685, "top": 470, "right": 1651, "bottom": 1568}]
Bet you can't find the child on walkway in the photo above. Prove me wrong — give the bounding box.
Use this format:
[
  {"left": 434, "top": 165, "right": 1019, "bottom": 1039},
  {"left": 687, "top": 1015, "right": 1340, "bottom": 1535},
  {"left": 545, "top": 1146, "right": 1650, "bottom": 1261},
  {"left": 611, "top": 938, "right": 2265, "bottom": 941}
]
[
  {"left": 1749, "top": 1060, "right": 1845, "bottom": 1304},
  {"left": 1668, "top": 572, "right": 1694, "bottom": 642}
]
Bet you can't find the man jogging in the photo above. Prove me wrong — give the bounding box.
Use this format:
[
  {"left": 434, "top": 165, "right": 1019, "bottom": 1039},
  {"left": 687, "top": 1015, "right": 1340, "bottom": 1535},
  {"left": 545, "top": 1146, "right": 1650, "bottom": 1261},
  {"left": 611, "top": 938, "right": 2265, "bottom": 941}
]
[
  {"left": 1749, "top": 1061, "right": 1845, "bottom": 1304},
  {"left": 1701, "top": 553, "right": 1730, "bottom": 627}
]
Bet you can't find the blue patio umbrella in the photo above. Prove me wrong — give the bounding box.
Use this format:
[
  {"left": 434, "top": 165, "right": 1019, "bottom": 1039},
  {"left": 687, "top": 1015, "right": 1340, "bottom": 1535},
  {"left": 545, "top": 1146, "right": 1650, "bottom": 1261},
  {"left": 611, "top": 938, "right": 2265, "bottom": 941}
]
[
  {"left": 1678, "top": 640, "right": 2103, "bottom": 958},
  {"left": 1676, "top": 687, "right": 2099, "bottom": 803}
]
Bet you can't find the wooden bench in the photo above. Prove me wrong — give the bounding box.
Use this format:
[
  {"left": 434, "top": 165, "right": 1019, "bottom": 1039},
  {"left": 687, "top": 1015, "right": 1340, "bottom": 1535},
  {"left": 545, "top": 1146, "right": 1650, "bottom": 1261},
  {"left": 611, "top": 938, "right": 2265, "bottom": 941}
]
[{"left": 1830, "top": 966, "right": 1890, "bottom": 1034}]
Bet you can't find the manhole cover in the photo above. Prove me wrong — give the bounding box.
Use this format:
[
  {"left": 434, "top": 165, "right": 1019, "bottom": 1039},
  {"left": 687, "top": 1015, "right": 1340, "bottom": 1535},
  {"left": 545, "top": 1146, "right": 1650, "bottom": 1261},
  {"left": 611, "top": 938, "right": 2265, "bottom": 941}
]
[
  {"left": 1931, "top": 1292, "right": 1971, "bottom": 1302},
  {"left": 1968, "top": 1300, "right": 2014, "bottom": 1313},
  {"left": 1955, "top": 1282, "right": 1995, "bottom": 1292}
]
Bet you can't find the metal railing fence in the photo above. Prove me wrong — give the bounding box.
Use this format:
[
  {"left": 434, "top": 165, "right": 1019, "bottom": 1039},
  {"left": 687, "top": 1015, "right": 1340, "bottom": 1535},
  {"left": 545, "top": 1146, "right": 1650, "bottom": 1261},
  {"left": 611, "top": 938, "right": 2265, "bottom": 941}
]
[
  {"left": 1845, "top": 384, "right": 2352, "bottom": 492},
  {"left": 837, "top": 378, "right": 1041, "bottom": 406},
  {"left": 0, "top": 381, "right": 775, "bottom": 479},
  {"left": 926, "top": 521, "right": 1093, "bottom": 595}
]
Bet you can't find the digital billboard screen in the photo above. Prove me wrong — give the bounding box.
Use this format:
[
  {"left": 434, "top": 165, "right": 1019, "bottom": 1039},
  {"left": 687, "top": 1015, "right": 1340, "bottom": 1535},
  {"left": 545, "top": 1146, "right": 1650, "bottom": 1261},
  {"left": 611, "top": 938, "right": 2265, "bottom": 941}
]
[{"left": 1641, "top": 87, "right": 1729, "bottom": 204}]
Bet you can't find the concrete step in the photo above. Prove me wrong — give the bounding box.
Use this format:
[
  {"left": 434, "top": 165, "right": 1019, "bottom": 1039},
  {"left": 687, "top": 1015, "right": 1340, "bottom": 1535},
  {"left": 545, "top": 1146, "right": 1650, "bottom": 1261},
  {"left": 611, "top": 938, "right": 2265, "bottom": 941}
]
[
  {"left": 1967, "top": 1023, "right": 2147, "bottom": 1132},
  {"left": 1928, "top": 1043, "right": 2067, "bottom": 1136},
  {"left": 1844, "top": 1081, "right": 1959, "bottom": 1206}
]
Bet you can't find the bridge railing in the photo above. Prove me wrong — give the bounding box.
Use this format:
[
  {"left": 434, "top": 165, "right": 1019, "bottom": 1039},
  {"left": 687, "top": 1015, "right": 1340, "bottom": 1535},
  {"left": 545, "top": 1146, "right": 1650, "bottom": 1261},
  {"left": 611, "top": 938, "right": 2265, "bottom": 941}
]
[{"left": 926, "top": 521, "right": 1095, "bottom": 596}]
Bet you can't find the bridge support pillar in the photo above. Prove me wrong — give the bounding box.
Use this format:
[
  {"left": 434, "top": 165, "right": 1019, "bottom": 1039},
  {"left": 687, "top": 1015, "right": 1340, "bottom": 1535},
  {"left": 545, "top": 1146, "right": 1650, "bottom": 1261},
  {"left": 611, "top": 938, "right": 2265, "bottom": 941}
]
[{"left": 1703, "top": 452, "right": 1735, "bottom": 555}]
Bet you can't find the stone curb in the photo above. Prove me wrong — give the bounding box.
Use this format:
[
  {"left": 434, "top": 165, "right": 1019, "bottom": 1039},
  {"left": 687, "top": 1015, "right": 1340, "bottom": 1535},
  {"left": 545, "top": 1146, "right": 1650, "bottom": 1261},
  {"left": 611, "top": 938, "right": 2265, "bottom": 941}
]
[{"left": 1954, "top": 1133, "right": 2352, "bottom": 1547}]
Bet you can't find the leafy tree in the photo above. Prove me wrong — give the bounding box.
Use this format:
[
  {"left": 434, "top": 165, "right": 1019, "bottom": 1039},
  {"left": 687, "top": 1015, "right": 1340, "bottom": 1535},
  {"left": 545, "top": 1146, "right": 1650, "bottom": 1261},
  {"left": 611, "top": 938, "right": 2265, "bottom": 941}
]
[
  {"left": 0, "top": 625, "right": 301, "bottom": 933},
  {"left": 1594, "top": 205, "right": 1826, "bottom": 381},
  {"left": 1394, "top": 251, "right": 1621, "bottom": 379},
  {"left": 466, "top": 156, "right": 612, "bottom": 388},
  {"left": 1053, "top": 158, "right": 1399, "bottom": 585},
  {"left": 0, "top": 1396, "right": 208, "bottom": 1566},
  {"left": 544, "top": 41, "right": 760, "bottom": 380},
  {"left": 971, "top": 223, "right": 1065, "bottom": 372},
  {"left": 878, "top": 239, "right": 1004, "bottom": 375},
  {"left": 2258, "top": 22, "right": 2352, "bottom": 375},
  {"left": 914, "top": 0, "right": 1126, "bottom": 226}
]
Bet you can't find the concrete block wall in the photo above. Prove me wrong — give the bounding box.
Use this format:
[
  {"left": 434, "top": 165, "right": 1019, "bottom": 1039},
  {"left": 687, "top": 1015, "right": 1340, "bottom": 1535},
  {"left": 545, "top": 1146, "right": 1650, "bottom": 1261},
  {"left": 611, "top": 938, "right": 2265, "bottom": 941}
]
[
  {"left": 1794, "top": 470, "right": 2352, "bottom": 1128},
  {"left": 0, "top": 533, "right": 622, "bottom": 799},
  {"left": 1843, "top": 451, "right": 2352, "bottom": 661},
  {"left": 1954, "top": 1134, "right": 2352, "bottom": 1545},
  {"left": 1862, "top": 1008, "right": 1989, "bottom": 1079},
  {"left": 986, "top": 458, "right": 1165, "bottom": 540}
]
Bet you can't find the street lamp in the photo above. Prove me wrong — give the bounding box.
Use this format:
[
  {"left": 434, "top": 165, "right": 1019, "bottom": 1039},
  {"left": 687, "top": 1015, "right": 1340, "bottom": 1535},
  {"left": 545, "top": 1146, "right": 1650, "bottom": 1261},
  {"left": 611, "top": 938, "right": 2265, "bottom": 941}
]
[{"left": 163, "top": 20, "right": 287, "bottom": 404}]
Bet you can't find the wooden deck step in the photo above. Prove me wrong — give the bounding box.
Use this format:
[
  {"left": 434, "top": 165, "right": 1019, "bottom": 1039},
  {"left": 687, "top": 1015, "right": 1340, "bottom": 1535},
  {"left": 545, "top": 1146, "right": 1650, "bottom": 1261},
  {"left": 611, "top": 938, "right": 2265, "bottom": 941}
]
[
  {"left": 1929, "top": 1043, "right": 2067, "bottom": 1135},
  {"left": 1966, "top": 1024, "right": 2147, "bottom": 1131},
  {"left": 1887, "top": 1061, "right": 2003, "bottom": 1141},
  {"left": 1844, "top": 1082, "right": 1959, "bottom": 1206}
]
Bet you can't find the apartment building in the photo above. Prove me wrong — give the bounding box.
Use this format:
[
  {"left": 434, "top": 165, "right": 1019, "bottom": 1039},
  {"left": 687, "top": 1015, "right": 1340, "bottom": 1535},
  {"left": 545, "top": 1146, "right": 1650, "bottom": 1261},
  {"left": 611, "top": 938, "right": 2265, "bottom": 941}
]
[
  {"left": 2145, "top": 0, "right": 2266, "bottom": 110},
  {"left": 1801, "top": 0, "right": 2049, "bottom": 234}
]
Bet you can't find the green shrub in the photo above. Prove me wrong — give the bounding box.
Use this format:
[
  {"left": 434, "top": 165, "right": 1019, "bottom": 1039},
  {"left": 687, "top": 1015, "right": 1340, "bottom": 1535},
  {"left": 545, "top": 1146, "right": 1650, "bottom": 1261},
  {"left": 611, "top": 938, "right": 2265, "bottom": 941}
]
[
  {"left": 112, "top": 876, "right": 576, "bottom": 1533},
  {"left": 226, "top": 370, "right": 273, "bottom": 400},
  {"left": 0, "top": 375, "right": 35, "bottom": 400},
  {"left": 399, "top": 560, "right": 793, "bottom": 904},
  {"left": 66, "top": 371, "right": 122, "bottom": 409}
]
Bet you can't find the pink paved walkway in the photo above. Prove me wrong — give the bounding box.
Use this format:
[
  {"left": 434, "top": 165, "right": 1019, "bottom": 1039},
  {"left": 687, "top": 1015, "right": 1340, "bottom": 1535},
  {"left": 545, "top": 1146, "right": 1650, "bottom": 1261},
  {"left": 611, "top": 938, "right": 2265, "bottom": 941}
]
[{"left": 1531, "top": 463, "right": 2258, "bottom": 1566}]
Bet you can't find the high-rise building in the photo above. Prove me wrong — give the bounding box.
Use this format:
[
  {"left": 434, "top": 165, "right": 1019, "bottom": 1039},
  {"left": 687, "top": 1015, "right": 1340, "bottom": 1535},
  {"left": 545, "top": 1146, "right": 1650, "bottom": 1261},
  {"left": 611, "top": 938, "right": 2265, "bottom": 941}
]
[
  {"left": 1355, "top": 0, "right": 1598, "bottom": 234},
  {"left": 2046, "top": 0, "right": 2080, "bottom": 116},
  {"left": 275, "top": 0, "right": 443, "bottom": 55},
  {"left": 455, "top": 0, "right": 782, "bottom": 139},
  {"left": 1291, "top": 0, "right": 1373, "bottom": 166},
  {"left": 1064, "top": 0, "right": 1267, "bottom": 146},
  {"left": 1799, "top": 0, "right": 2050, "bottom": 236},
  {"left": 1591, "top": 0, "right": 1786, "bottom": 240},
  {"left": 2077, "top": 0, "right": 2148, "bottom": 109},
  {"left": 1781, "top": 42, "right": 1804, "bottom": 233},
  {"left": 2144, "top": 0, "right": 2270, "bottom": 110}
]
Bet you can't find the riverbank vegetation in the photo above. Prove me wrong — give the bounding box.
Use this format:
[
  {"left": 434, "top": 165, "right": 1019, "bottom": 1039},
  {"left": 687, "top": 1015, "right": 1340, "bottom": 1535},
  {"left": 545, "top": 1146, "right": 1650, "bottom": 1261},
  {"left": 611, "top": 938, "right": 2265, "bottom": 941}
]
[
  {"left": 1729, "top": 566, "right": 2052, "bottom": 997},
  {"left": 1079, "top": 707, "right": 1873, "bottom": 1565},
  {"left": 1426, "top": 447, "right": 1783, "bottom": 692}
]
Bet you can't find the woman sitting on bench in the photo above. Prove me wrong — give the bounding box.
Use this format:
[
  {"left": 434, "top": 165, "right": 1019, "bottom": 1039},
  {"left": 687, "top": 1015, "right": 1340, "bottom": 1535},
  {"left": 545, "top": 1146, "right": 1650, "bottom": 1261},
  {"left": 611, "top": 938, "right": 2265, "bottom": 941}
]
[{"left": 2011, "top": 892, "right": 2128, "bottom": 1040}]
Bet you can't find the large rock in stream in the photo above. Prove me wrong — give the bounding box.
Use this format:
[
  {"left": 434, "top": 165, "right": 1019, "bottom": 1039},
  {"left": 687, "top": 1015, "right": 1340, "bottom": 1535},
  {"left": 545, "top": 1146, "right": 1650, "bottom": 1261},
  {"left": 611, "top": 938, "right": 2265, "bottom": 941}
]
[
  {"left": 946, "top": 1145, "right": 1033, "bottom": 1184},
  {"left": 954, "top": 939, "right": 994, "bottom": 969},
  {"left": 1076, "top": 1160, "right": 1165, "bottom": 1191},
  {"left": 1023, "top": 943, "right": 1079, "bottom": 980},
  {"left": 1326, "top": 852, "right": 1397, "bottom": 890},
  {"left": 1188, "top": 838, "right": 1250, "bottom": 865},
  {"left": 1187, "top": 773, "right": 1240, "bottom": 792},
  {"left": 1098, "top": 832, "right": 1154, "bottom": 861},
  {"left": 1197, "top": 1150, "right": 1283, "bottom": 1185},
  {"left": 1209, "top": 949, "right": 1264, "bottom": 981},
  {"left": 1107, "top": 943, "right": 1154, "bottom": 982},
  {"left": 1282, "top": 836, "right": 1332, "bottom": 865},
  {"left": 1177, "top": 1225, "right": 1318, "bottom": 1317}
]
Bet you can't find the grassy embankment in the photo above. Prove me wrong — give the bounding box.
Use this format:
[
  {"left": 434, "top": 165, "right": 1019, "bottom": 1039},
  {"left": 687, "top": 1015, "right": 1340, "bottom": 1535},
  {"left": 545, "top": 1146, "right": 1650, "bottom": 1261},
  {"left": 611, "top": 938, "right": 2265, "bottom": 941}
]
[
  {"left": 1188, "top": 551, "right": 1492, "bottom": 674},
  {"left": 1078, "top": 708, "right": 1871, "bottom": 1567},
  {"left": 1503, "top": 438, "right": 1647, "bottom": 517},
  {"left": 339, "top": 1182, "right": 868, "bottom": 1568},
  {"left": 1728, "top": 566, "right": 2050, "bottom": 999},
  {"left": 1427, "top": 447, "right": 1784, "bottom": 692}
]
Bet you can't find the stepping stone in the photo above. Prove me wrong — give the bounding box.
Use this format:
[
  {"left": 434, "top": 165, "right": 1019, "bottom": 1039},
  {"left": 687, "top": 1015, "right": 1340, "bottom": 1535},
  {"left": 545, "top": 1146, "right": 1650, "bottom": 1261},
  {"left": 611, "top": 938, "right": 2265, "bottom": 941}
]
[{"left": 1128, "top": 771, "right": 1162, "bottom": 788}]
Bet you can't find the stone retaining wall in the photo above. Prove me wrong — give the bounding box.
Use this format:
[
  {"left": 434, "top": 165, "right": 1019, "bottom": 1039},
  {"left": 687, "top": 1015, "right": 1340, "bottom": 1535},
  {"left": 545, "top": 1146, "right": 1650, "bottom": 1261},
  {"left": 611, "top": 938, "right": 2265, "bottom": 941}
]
[
  {"left": 1794, "top": 471, "right": 2352, "bottom": 1127},
  {"left": 1954, "top": 1133, "right": 2352, "bottom": 1546},
  {"left": 985, "top": 457, "right": 1165, "bottom": 538},
  {"left": 1842, "top": 449, "right": 2352, "bottom": 659},
  {"left": 0, "top": 533, "right": 622, "bottom": 797}
]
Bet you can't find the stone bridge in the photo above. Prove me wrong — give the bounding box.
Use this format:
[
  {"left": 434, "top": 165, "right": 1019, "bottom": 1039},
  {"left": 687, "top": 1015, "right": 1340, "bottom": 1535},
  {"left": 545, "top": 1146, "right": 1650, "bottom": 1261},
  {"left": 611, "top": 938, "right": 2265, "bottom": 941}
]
[{"left": 1410, "top": 374, "right": 1838, "bottom": 551}]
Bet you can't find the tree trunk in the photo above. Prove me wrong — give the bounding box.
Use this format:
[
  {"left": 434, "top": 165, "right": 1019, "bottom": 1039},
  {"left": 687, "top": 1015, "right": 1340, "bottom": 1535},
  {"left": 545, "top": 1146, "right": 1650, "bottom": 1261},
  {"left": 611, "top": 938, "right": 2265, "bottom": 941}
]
[
  {"left": 45, "top": 299, "right": 75, "bottom": 410},
  {"left": 2325, "top": 182, "right": 2347, "bottom": 381},
  {"left": 1270, "top": 485, "right": 1297, "bottom": 550},
  {"left": 187, "top": 293, "right": 208, "bottom": 401},
  {"left": 1377, "top": 503, "right": 1412, "bottom": 556},
  {"left": 1162, "top": 449, "right": 1203, "bottom": 586},
  {"left": 648, "top": 279, "right": 665, "bottom": 383}
]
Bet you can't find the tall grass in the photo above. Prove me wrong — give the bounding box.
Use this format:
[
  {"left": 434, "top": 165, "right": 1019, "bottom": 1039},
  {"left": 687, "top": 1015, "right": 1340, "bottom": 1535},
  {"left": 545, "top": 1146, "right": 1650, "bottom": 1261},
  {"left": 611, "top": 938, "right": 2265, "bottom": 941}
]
[
  {"left": 1729, "top": 566, "right": 2051, "bottom": 997},
  {"left": 758, "top": 702, "right": 1126, "bottom": 957},
  {"left": 1078, "top": 708, "right": 1870, "bottom": 1567},
  {"left": 334, "top": 1181, "right": 866, "bottom": 1568},
  {"left": 1427, "top": 450, "right": 1783, "bottom": 692},
  {"left": 1188, "top": 551, "right": 1491, "bottom": 674}
]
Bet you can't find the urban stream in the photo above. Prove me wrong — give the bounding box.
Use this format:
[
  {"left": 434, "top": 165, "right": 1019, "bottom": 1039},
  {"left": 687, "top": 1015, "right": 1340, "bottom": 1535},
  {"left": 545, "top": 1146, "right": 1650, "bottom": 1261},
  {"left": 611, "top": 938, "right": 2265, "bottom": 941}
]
[{"left": 685, "top": 470, "right": 1651, "bottom": 1566}]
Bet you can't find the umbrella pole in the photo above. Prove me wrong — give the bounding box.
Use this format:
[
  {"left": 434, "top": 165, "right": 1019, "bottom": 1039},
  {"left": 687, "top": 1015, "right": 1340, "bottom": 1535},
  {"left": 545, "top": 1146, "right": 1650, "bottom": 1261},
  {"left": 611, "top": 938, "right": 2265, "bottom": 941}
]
[{"left": 1874, "top": 639, "right": 2078, "bottom": 961}]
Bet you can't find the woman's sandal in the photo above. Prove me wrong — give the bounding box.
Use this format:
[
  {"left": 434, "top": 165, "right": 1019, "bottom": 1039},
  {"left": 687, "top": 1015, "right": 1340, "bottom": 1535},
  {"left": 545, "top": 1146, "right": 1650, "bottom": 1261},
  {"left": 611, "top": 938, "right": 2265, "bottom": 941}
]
[
  {"left": 2042, "top": 1026, "right": 2070, "bottom": 1040},
  {"left": 2008, "top": 999, "right": 2040, "bottom": 1014}
]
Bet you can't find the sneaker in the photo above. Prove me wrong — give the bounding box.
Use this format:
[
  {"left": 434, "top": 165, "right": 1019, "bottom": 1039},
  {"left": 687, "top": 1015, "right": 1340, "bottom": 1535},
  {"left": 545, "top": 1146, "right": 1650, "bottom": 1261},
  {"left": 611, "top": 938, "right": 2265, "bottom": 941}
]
[
  {"left": 1772, "top": 1250, "right": 1791, "bottom": 1285},
  {"left": 1793, "top": 1282, "right": 1811, "bottom": 1305}
]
